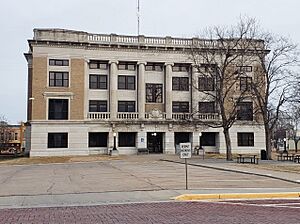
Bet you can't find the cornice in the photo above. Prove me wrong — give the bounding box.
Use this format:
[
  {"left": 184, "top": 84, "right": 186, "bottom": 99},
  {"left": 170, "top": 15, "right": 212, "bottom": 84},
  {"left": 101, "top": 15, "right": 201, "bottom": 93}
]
[{"left": 28, "top": 40, "right": 193, "bottom": 55}]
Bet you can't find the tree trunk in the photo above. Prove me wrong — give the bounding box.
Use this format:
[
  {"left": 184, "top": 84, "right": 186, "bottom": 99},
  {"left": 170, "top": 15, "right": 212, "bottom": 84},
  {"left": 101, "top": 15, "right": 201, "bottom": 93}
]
[
  {"left": 223, "top": 128, "right": 232, "bottom": 161},
  {"left": 265, "top": 126, "right": 272, "bottom": 160},
  {"left": 295, "top": 140, "right": 298, "bottom": 153}
]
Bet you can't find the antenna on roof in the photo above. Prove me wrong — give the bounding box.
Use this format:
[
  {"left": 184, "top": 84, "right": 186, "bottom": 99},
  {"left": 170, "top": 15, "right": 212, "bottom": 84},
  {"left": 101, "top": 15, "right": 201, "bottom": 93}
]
[{"left": 137, "top": 0, "right": 140, "bottom": 36}]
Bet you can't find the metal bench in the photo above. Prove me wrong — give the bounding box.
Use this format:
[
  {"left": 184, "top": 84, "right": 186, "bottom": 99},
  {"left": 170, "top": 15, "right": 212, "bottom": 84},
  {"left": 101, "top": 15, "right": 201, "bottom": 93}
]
[
  {"left": 277, "top": 153, "right": 296, "bottom": 162},
  {"left": 237, "top": 154, "right": 259, "bottom": 164},
  {"left": 293, "top": 155, "right": 300, "bottom": 163}
]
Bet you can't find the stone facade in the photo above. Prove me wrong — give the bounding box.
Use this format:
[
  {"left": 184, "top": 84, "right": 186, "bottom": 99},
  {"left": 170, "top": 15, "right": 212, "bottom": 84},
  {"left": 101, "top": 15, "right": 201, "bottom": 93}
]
[{"left": 24, "top": 29, "right": 266, "bottom": 157}]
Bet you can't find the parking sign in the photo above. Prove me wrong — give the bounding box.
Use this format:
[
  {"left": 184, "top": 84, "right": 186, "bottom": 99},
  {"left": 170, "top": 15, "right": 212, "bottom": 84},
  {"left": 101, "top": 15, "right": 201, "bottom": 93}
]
[{"left": 180, "top": 143, "right": 191, "bottom": 159}]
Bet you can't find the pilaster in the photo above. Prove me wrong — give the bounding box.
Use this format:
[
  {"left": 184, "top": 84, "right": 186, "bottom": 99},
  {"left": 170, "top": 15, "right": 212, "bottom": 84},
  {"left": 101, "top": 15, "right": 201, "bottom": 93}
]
[
  {"left": 165, "top": 63, "right": 174, "bottom": 119},
  {"left": 138, "top": 62, "right": 146, "bottom": 119},
  {"left": 137, "top": 131, "right": 147, "bottom": 149},
  {"left": 165, "top": 131, "right": 175, "bottom": 154},
  {"left": 192, "top": 131, "right": 201, "bottom": 151},
  {"left": 109, "top": 60, "right": 118, "bottom": 119}
]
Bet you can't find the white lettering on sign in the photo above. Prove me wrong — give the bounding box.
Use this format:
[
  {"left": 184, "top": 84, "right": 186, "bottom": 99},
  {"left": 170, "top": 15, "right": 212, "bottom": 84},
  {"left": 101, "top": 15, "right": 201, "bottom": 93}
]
[{"left": 180, "top": 143, "right": 191, "bottom": 159}]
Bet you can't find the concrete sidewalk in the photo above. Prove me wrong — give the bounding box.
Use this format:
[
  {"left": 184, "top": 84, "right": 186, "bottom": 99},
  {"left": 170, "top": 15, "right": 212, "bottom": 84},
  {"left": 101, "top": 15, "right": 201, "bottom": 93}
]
[
  {"left": 2, "top": 187, "right": 300, "bottom": 209},
  {"left": 161, "top": 155, "right": 300, "bottom": 184}
]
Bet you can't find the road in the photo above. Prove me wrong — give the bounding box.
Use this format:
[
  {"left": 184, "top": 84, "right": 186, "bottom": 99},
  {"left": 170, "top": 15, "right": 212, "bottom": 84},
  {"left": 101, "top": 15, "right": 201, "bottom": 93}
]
[{"left": 0, "top": 199, "right": 300, "bottom": 224}]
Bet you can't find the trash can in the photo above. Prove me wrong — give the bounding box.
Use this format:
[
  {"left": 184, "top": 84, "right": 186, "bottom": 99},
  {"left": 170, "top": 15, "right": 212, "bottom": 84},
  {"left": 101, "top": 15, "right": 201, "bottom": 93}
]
[{"left": 261, "top": 149, "right": 267, "bottom": 160}]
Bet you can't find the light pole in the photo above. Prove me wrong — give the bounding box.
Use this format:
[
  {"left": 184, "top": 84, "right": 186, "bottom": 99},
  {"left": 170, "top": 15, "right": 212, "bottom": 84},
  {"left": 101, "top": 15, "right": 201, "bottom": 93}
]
[
  {"left": 110, "top": 132, "right": 119, "bottom": 156},
  {"left": 113, "top": 132, "right": 117, "bottom": 151},
  {"left": 199, "top": 132, "right": 204, "bottom": 159},
  {"left": 152, "top": 132, "right": 157, "bottom": 153},
  {"left": 283, "top": 138, "right": 287, "bottom": 153},
  {"left": 199, "top": 132, "right": 202, "bottom": 155}
]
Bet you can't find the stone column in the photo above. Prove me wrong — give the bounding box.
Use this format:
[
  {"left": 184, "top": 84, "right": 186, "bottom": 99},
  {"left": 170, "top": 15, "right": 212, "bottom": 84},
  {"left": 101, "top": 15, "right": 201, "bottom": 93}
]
[
  {"left": 165, "top": 131, "right": 175, "bottom": 154},
  {"left": 138, "top": 62, "right": 146, "bottom": 119},
  {"left": 165, "top": 63, "right": 174, "bottom": 119},
  {"left": 109, "top": 61, "right": 118, "bottom": 120}
]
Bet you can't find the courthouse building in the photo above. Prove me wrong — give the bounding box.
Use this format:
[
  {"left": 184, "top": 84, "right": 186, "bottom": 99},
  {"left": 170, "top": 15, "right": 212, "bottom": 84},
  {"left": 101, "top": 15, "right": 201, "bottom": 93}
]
[{"left": 24, "top": 29, "right": 265, "bottom": 156}]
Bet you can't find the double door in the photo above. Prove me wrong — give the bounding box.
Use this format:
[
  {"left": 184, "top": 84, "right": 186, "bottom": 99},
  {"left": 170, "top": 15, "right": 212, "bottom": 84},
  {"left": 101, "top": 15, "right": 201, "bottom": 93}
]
[{"left": 147, "top": 132, "right": 163, "bottom": 153}]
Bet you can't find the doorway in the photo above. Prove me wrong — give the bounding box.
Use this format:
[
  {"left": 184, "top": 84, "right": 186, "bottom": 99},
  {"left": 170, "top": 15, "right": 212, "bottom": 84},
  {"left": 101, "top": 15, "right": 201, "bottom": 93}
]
[
  {"left": 147, "top": 132, "right": 163, "bottom": 153},
  {"left": 175, "top": 132, "right": 191, "bottom": 154}
]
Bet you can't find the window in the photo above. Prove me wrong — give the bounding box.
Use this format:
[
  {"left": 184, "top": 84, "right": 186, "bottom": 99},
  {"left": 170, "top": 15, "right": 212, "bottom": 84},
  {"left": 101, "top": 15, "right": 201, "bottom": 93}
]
[
  {"left": 118, "top": 132, "right": 136, "bottom": 147},
  {"left": 118, "top": 76, "right": 135, "bottom": 90},
  {"left": 89, "top": 75, "right": 107, "bottom": 89},
  {"left": 14, "top": 133, "right": 18, "bottom": 141},
  {"left": 118, "top": 62, "right": 136, "bottom": 71},
  {"left": 172, "top": 77, "right": 189, "bottom": 91},
  {"left": 240, "top": 77, "right": 252, "bottom": 91},
  {"left": 89, "top": 100, "right": 107, "bottom": 112},
  {"left": 49, "top": 59, "right": 69, "bottom": 66},
  {"left": 146, "top": 84, "right": 163, "bottom": 103},
  {"left": 199, "top": 102, "right": 216, "bottom": 113},
  {"left": 200, "top": 63, "right": 217, "bottom": 73},
  {"left": 200, "top": 132, "right": 216, "bottom": 146},
  {"left": 145, "top": 63, "right": 163, "bottom": 71},
  {"left": 48, "top": 99, "right": 68, "bottom": 120},
  {"left": 48, "top": 133, "right": 68, "bottom": 148},
  {"left": 237, "top": 66, "right": 252, "bottom": 73},
  {"left": 199, "top": 76, "right": 214, "bottom": 91},
  {"left": 238, "top": 132, "right": 254, "bottom": 146},
  {"left": 237, "top": 102, "right": 253, "bottom": 121},
  {"left": 118, "top": 101, "right": 135, "bottom": 112},
  {"left": 88, "top": 132, "right": 108, "bottom": 147},
  {"left": 89, "top": 60, "right": 108, "bottom": 69},
  {"left": 49, "top": 72, "right": 69, "bottom": 87},
  {"left": 172, "top": 102, "right": 189, "bottom": 113},
  {"left": 172, "top": 64, "right": 189, "bottom": 72}
]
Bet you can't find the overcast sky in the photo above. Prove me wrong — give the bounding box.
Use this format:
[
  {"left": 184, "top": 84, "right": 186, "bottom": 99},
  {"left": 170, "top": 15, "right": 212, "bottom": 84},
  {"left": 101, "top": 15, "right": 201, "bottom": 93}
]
[{"left": 0, "top": 0, "right": 299, "bottom": 124}]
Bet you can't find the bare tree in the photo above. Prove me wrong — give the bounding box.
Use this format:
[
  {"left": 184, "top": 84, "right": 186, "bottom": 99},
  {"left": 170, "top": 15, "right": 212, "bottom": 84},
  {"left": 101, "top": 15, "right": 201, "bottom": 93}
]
[
  {"left": 190, "top": 16, "right": 299, "bottom": 160},
  {"left": 190, "top": 17, "right": 262, "bottom": 160},
  {"left": 286, "top": 105, "right": 300, "bottom": 152},
  {"left": 250, "top": 34, "right": 299, "bottom": 159},
  {"left": 272, "top": 111, "right": 291, "bottom": 149}
]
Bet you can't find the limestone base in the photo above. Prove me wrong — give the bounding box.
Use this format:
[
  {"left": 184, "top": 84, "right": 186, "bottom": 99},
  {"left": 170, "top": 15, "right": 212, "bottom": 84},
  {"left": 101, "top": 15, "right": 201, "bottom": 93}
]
[{"left": 110, "top": 149, "right": 119, "bottom": 156}]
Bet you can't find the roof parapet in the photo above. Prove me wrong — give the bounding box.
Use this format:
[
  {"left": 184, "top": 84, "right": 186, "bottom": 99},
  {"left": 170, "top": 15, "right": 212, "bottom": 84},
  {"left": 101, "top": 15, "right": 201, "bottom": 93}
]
[{"left": 32, "top": 28, "right": 266, "bottom": 50}]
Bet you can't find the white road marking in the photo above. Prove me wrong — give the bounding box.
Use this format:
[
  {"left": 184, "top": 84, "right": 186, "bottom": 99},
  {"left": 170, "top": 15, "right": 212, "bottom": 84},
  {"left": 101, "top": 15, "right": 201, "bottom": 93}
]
[{"left": 212, "top": 200, "right": 300, "bottom": 209}]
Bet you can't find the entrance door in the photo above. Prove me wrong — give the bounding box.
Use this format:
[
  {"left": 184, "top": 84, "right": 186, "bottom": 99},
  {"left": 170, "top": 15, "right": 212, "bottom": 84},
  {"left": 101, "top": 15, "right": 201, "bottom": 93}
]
[{"left": 147, "top": 132, "right": 163, "bottom": 153}]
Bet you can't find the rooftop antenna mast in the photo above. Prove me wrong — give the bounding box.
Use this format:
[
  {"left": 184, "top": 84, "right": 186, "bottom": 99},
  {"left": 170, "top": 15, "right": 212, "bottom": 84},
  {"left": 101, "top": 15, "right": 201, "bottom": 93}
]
[{"left": 137, "top": 0, "right": 140, "bottom": 36}]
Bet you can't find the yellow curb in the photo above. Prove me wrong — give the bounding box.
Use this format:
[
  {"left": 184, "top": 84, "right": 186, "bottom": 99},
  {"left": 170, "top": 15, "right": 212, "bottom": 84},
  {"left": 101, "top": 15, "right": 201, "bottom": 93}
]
[
  {"left": 172, "top": 194, "right": 220, "bottom": 200},
  {"left": 173, "top": 192, "right": 300, "bottom": 201}
]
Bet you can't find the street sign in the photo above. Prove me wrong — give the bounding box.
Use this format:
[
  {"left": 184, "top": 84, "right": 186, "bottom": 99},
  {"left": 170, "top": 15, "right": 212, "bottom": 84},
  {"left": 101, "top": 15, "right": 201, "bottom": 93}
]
[
  {"left": 179, "top": 142, "right": 191, "bottom": 190},
  {"left": 180, "top": 143, "right": 191, "bottom": 159}
]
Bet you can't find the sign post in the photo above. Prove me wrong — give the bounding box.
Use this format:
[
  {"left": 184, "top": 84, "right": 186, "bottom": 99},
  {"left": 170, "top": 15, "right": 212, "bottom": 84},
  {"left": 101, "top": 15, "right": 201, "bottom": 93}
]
[{"left": 180, "top": 143, "right": 192, "bottom": 190}]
